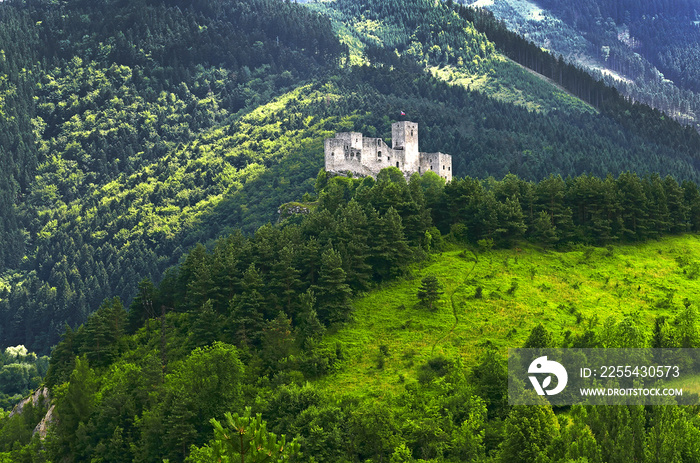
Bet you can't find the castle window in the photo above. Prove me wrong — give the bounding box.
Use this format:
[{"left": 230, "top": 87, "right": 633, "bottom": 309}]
[
  {"left": 387, "top": 157, "right": 390, "bottom": 161},
  {"left": 448, "top": 166, "right": 451, "bottom": 171},
  {"left": 430, "top": 165, "right": 433, "bottom": 170},
  {"left": 378, "top": 140, "right": 381, "bottom": 146},
  {"left": 396, "top": 162, "right": 399, "bottom": 168},
  {"left": 378, "top": 151, "right": 381, "bottom": 157},
  {"left": 443, "top": 165, "right": 445, "bottom": 170},
  {"left": 418, "top": 167, "right": 421, "bottom": 173}
]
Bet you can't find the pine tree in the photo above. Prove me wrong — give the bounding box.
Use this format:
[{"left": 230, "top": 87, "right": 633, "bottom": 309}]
[
  {"left": 368, "top": 207, "right": 411, "bottom": 282},
  {"left": 228, "top": 264, "right": 265, "bottom": 347},
  {"left": 336, "top": 200, "right": 372, "bottom": 291},
  {"left": 586, "top": 405, "right": 646, "bottom": 463},
  {"left": 524, "top": 323, "right": 553, "bottom": 348},
  {"left": 417, "top": 275, "right": 443, "bottom": 310},
  {"left": 269, "top": 245, "right": 303, "bottom": 318},
  {"left": 50, "top": 356, "right": 98, "bottom": 461},
  {"left": 177, "top": 243, "right": 209, "bottom": 311},
  {"left": 530, "top": 210, "right": 558, "bottom": 246},
  {"left": 313, "top": 246, "right": 352, "bottom": 325},
  {"left": 260, "top": 311, "right": 295, "bottom": 372},
  {"left": 44, "top": 325, "right": 77, "bottom": 389},
  {"left": 499, "top": 403, "right": 559, "bottom": 463},
  {"left": 211, "top": 232, "right": 245, "bottom": 309},
  {"left": 663, "top": 175, "right": 688, "bottom": 233},
  {"left": 79, "top": 297, "right": 125, "bottom": 368},
  {"left": 186, "top": 257, "right": 217, "bottom": 314},
  {"left": 297, "top": 290, "right": 325, "bottom": 348},
  {"left": 188, "top": 299, "right": 222, "bottom": 350},
  {"left": 126, "top": 278, "right": 158, "bottom": 333},
  {"left": 188, "top": 407, "right": 300, "bottom": 463}
]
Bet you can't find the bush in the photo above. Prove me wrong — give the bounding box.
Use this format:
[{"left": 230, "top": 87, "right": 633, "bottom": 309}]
[{"left": 418, "top": 355, "right": 452, "bottom": 384}]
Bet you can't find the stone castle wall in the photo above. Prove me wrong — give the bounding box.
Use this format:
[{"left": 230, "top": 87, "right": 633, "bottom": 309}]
[
  {"left": 324, "top": 121, "right": 452, "bottom": 182},
  {"left": 419, "top": 152, "right": 452, "bottom": 180}
]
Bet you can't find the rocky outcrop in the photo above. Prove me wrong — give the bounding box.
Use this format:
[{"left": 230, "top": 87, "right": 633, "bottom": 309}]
[
  {"left": 8, "top": 386, "right": 49, "bottom": 418},
  {"left": 33, "top": 404, "right": 55, "bottom": 439},
  {"left": 7, "top": 386, "right": 55, "bottom": 439},
  {"left": 278, "top": 202, "right": 311, "bottom": 221}
]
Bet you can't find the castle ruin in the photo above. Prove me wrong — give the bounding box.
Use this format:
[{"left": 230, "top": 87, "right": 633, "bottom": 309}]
[{"left": 324, "top": 121, "right": 452, "bottom": 182}]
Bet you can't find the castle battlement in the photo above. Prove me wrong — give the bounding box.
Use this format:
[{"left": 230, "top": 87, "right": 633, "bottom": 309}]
[{"left": 324, "top": 121, "right": 452, "bottom": 182}]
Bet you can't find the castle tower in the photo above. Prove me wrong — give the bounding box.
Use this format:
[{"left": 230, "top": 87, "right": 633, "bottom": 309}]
[{"left": 392, "top": 121, "right": 419, "bottom": 174}]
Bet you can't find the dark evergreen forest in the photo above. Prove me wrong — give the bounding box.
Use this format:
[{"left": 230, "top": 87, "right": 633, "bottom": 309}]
[{"left": 478, "top": 0, "right": 700, "bottom": 127}]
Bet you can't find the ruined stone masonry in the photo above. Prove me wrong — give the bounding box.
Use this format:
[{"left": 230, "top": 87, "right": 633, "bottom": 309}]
[{"left": 324, "top": 121, "right": 452, "bottom": 182}]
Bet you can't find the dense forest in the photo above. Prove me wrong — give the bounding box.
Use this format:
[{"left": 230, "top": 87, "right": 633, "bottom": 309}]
[
  {"left": 4, "top": 168, "right": 700, "bottom": 461},
  {"left": 529, "top": 0, "right": 700, "bottom": 92},
  {"left": 466, "top": 0, "right": 700, "bottom": 128},
  {"left": 0, "top": 0, "right": 345, "bottom": 353},
  {"left": 3, "top": 0, "right": 700, "bottom": 460},
  {"left": 0, "top": 346, "right": 48, "bottom": 411}
]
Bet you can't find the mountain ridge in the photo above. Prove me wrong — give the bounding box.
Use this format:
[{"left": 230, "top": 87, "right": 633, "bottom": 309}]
[{"left": 465, "top": 0, "right": 700, "bottom": 128}]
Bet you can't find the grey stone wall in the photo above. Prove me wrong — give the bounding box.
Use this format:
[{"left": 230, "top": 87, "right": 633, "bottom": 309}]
[
  {"left": 324, "top": 121, "right": 452, "bottom": 182},
  {"left": 419, "top": 152, "right": 452, "bottom": 182}
]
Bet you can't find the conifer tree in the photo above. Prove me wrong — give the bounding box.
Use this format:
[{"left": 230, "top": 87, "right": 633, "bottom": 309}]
[
  {"left": 44, "top": 325, "right": 77, "bottom": 389},
  {"left": 417, "top": 275, "right": 443, "bottom": 311},
  {"left": 336, "top": 200, "right": 372, "bottom": 291},
  {"left": 270, "top": 246, "right": 303, "bottom": 317},
  {"left": 229, "top": 264, "right": 265, "bottom": 347},
  {"left": 126, "top": 278, "right": 158, "bottom": 334},
  {"left": 49, "top": 356, "right": 98, "bottom": 461},
  {"left": 188, "top": 299, "right": 222, "bottom": 350},
  {"left": 79, "top": 297, "right": 126, "bottom": 368},
  {"left": 313, "top": 246, "right": 352, "bottom": 325},
  {"left": 297, "top": 289, "right": 325, "bottom": 347},
  {"left": 368, "top": 207, "right": 411, "bottom": 281},
  {"left": 531, "top": 210, "right": 558, "bottom": 246},
  {"left": 524, "top": 323, "right": 553, "bottom": 348},
  {"left": 586, "top": 405, "right": 646, "bottom": 463},
  {"left": 499, "top": 402, "right": 559, "bottom": 463},
  {"left": 187, "top": 407, "right": 300, "bottom": 463},
  {"left": 260, "top": 311, "right": 295, "bottom": 372},
  {"left": 186, "top": 258, "right": 217, "bottom": 314}
]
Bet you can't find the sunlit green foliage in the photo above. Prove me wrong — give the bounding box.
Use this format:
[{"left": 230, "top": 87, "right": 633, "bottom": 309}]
[{"left": 187, "top": 407, "right": 300, "bottom": 463}]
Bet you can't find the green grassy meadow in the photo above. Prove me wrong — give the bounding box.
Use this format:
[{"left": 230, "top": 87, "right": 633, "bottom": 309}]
[{"left": 317, "top": 235, "right": 700, "bottom": 397}]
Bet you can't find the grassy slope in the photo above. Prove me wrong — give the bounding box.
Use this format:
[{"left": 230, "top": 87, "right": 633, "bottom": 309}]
[{"left": 316, "top": 235, "right": 700, "bottom": 398}]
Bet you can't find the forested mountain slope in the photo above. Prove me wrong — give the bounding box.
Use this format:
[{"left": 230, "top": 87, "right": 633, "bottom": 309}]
[
  {"left": 306, "top": 0, "right": 593, "bottom": 112},
  {"left": 0, "top": 0, "right": 345, "bottom": 352},
  {"left": 2, "top": 0, "right": 700, "bottom": 357},
  {"left": 465, "top": 0, "right": 700, "bottom": 128},
  {"left": 2, "top": 1, "right": 700, "bottom": 460}
]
